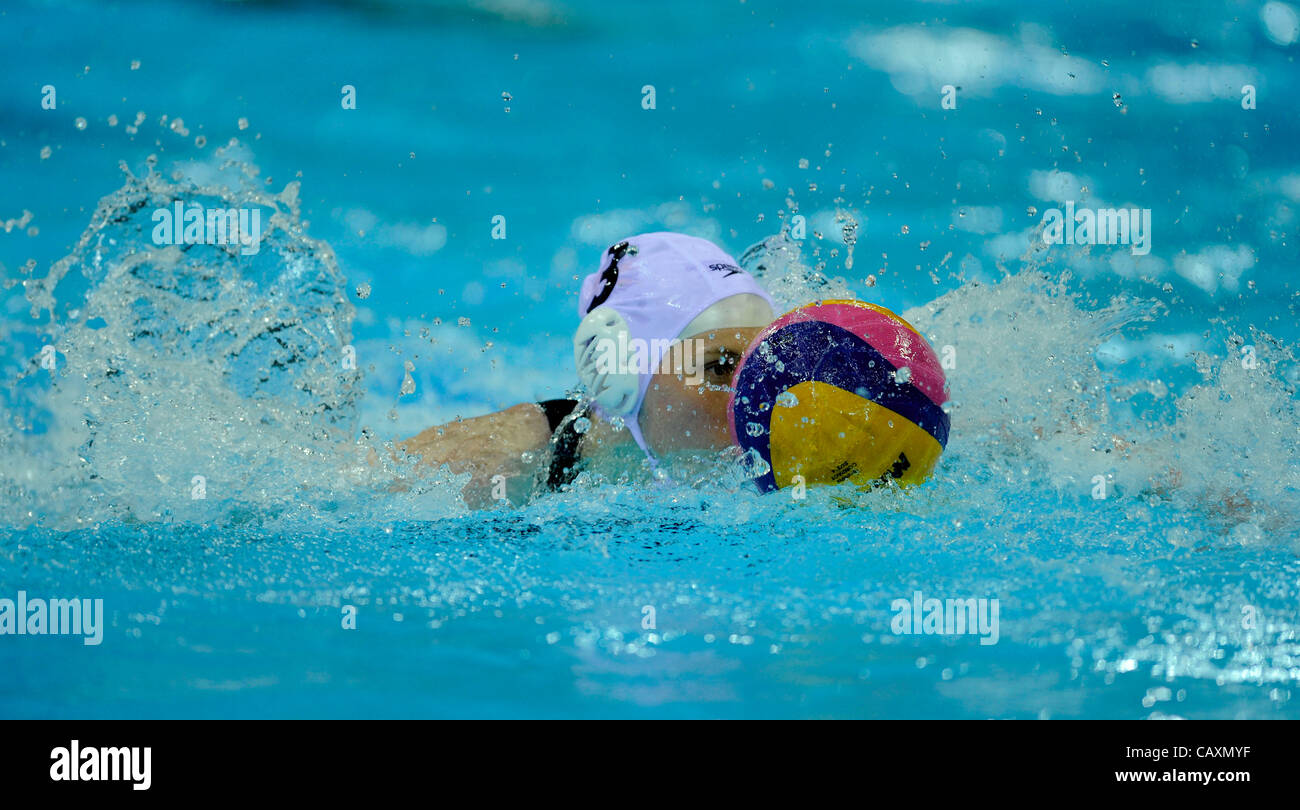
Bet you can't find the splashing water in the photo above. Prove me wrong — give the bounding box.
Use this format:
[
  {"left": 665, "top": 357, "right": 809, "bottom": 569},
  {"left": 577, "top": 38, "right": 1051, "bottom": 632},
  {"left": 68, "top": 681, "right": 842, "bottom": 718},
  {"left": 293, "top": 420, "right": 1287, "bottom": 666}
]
[
  {"left": 3, "top": 142, "right": 1298, "bottom": 720},
  {"left": 1, "top": 142, "right": 464, "bottom": 530},
  {"left": 739, "top": 231, "right": 857, "bottom": 312},
  {"left": 905, "top": 270, "right": 1299, "bottom": 542},
  {"left": 8, "top": 150, "right": 1293, "bottom": 543}
]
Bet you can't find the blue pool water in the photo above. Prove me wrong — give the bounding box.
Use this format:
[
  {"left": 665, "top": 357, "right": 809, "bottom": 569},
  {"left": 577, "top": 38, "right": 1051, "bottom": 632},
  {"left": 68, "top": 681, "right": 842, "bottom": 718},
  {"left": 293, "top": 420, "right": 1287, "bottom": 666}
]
[{"left": 1, "top": 0, "right": 1298, "bottom": 718}]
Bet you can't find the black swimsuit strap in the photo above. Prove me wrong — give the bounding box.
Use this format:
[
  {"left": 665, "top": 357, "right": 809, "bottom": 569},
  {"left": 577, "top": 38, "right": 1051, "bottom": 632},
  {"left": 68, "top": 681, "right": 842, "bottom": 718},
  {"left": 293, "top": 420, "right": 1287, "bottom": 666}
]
[
  {"left": 538, "top": 398, "right": 578, "bottom": 433},
  {"left": 537, "top": 399, "right": 585, "bottom": 489}
]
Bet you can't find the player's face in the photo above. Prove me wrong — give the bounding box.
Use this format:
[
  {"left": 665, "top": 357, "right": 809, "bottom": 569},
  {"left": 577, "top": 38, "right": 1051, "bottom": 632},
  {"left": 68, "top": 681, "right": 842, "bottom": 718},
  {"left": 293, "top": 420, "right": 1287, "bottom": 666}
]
[{"left": 638, "top": 326, "right": 767, "bottom": 454}]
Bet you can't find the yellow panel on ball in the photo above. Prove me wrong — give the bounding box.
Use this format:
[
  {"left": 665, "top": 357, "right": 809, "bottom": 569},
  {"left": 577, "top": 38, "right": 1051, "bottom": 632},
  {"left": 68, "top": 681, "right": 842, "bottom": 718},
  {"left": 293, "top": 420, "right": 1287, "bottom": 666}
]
[{"left": 768, "top": 381, "right": 945, "bottom": 489}]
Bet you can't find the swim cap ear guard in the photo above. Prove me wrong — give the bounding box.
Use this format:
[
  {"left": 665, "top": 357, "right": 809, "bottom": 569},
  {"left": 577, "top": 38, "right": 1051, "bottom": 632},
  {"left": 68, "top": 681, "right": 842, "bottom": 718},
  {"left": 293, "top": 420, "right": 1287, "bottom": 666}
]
[{"left": 573, "top": 307, "right": 639, "bottom": 415}]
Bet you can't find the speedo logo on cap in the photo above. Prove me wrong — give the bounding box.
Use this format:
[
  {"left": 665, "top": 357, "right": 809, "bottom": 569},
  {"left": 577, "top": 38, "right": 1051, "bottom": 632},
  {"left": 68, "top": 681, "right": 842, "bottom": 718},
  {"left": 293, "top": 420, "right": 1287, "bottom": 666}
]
[{"left": 707, "top": 262, "right": 741, "bottom": 277}]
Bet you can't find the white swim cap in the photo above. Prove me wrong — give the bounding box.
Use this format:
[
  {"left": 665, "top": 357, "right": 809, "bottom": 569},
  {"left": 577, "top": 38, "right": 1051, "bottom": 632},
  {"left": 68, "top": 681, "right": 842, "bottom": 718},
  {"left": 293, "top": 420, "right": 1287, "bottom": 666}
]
[{"left": 573, "top": 232, "right": 774, "bottom": 458}]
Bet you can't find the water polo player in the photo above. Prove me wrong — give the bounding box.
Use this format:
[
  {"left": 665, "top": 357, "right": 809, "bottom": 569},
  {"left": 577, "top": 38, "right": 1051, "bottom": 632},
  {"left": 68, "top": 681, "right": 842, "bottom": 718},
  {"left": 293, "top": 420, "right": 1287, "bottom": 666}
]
[{"left": 399, "top": 231, "right": 777, "bottom": 505}]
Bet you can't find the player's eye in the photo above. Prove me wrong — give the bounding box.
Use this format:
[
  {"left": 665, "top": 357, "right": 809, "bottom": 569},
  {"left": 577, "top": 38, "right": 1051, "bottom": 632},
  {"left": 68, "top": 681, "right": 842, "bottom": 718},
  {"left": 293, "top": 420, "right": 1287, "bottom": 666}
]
[{"left": 704, "top": 352, "right": 738, "bottom": 380}]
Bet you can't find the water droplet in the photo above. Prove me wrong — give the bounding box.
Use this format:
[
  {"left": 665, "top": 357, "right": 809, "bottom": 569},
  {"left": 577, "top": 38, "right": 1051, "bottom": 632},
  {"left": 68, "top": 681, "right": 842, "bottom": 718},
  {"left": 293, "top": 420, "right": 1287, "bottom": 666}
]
[
  {"left": 573, "top": 416, "right": 591, "bottom": 434},
  {"left": 74, "top": 117, "right": 87, "bottom": 131},
  {"left": 355, "top": 282, "right": 371, "bottom": 300},
  {"left": 893, "top": 366, "right": 912, "bottom": 384},
  {"left": 738, "top": 447, "right": 771, "bottom": 478},
  {"left": 745, "top": 422, "right": 765, "bottom": 437},
  {"left": 776, "top": 390, "right": 799, "bottom": 408}
]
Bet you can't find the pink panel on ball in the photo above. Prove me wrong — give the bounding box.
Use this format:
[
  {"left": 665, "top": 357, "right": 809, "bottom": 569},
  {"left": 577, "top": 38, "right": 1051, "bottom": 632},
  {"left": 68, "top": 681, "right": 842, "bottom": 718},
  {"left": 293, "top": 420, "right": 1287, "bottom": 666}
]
[{"left": 774, "top": 301, "right": 948, "bottom": 408}]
